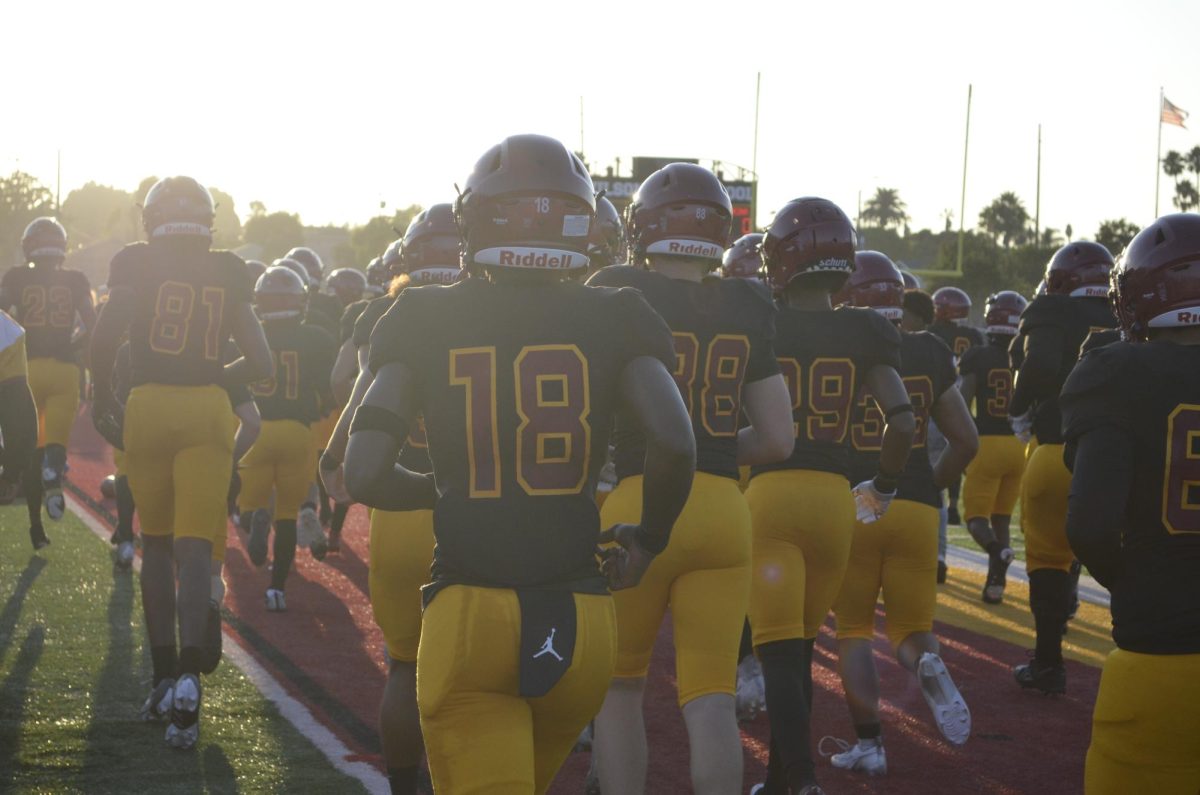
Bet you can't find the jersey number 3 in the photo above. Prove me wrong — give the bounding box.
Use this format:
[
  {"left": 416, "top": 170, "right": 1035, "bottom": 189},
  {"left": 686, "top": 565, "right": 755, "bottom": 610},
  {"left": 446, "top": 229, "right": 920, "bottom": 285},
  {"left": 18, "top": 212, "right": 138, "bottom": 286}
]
[
  {"left": 149, "top": 281, "right": 226, "bottom": 359},
  {"left": 451, "top": 345, "right": 590, "bottom": 498}
]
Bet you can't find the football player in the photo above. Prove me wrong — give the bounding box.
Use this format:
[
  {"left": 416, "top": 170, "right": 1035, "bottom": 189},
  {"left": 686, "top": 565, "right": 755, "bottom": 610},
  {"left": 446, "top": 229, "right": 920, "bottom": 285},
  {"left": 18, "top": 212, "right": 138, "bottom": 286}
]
[
  {"left": 343, "top": 134, "right": 695, "bottom": 795},
  {"left": 0, "top": 310, "right": 37, "bottom": 510},
  {"left": 958, "top": 290, "right": 1028, "bottom": 603},
  {"left": 320, "top": 205, "right": 458, "bottom": 795},
  {"left": 583, "top": 194, "right": 626, "bottom": 278},
  {"left": 90, "top": 176, "right": 273, "bottom": 749},
  {"left": 1062, "top": 214, "right": 1200, "bottom": 794},
  {"left": 238, "top": 266, "right": 336, "bottom": 609},
  {"left": 747, "top": 207, "right": 915, "bottom": 795},
  {"left": 0, "top": 217, "right": 96, "bottom": 543},
  {"left": 1008, "top": 241, "right": 1117, "bottom": 694},
  {"left": 830, "top": 252, "right": 977, "bottom": 775},
  {"left": 286, "top": 246, "right": 343, "bottom": 334},
  {"left": 589, "top": 164, "right": 794, "bottom": 795},
  {"left": 721, "top": 232, "right": 765, "bottom": 281}
]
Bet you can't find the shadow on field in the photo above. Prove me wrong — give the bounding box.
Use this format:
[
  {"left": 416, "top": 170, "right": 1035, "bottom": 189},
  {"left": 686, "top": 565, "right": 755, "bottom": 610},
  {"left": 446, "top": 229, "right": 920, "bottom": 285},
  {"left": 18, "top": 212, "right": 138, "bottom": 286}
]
[
  {"left": 202, "top": 745, "right": 239, "bottom": 793},
  {"left": 81, "top": 569, "right": 140, "bottom": 782},
  {"left": 0, "top": 557, "right": 48, "bottom": 666},
  {"left": 0, "top": 625, "right": 47, "bottom": 788}
]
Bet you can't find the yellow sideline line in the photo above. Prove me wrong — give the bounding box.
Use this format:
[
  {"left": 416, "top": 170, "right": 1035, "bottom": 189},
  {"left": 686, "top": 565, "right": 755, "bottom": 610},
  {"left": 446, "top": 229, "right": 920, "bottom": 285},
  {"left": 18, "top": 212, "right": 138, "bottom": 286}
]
[{"left": 933, "top": 568, "right": 1114, "bottom": 668}]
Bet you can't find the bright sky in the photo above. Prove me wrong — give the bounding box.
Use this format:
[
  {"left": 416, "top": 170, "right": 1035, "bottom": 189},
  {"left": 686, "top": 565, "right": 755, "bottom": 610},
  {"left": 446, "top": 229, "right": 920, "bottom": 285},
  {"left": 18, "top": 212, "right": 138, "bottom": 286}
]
[{"left": 4, "top": 0, "right": 1199, "bottom": 242}]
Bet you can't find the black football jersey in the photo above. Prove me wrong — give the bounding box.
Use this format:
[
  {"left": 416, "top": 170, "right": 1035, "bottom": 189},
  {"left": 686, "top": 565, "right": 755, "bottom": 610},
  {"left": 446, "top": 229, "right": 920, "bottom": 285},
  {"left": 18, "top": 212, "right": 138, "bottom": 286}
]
[
  {"left": 1062, "top": 340, "right": 1200, "bottom": 654},
  {"left": 249, "top": 319, "right": 336, "bottom": 424},
  {"left": 587, "top": 267, "right": 779, "bottom": 480},
  {"left": 959, "top": 339, "right": 1015, "bottom": 436},
  {"left": 752, "top": 305, "right": 901, "bottom": 479},
  {"left": 107, "top": 239, "right": 252, "bottom": 387},
  {"left": 1080, "top": 327, "right": 1122, "bottom": 356},
  {"left": 1, "top": 265, "right": 91, "bottom": 361},
  {"left": 368, "top": 277, "right": 675, "bottom": 597},
  {"left": 1011, "top": 295, "right": 1116, "bottom": 444},
  {"left": 340, "top": 299, "right": 370, "bottom": 345},
  {"left": 353, "top": 294, "right": 394, "bottom": 351},
  {"left": 849, "top": 330, "right": 958, "bottom": 508},
  {"left": 114, "top": 339, "right": 250, "bottom": 408},
  {"left": 928, "top": 320, "right": 984, "bottom": 360}
]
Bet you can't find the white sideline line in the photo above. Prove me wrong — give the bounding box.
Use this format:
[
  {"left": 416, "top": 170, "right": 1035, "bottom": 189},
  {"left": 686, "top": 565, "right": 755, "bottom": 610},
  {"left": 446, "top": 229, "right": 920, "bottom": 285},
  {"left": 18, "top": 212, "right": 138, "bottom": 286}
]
[
  {"left": 66, "top": 495, "right": 388, "bottom": 795},
  {"left": 946, "top": 543, "right": 1110, "bottom": 608}
]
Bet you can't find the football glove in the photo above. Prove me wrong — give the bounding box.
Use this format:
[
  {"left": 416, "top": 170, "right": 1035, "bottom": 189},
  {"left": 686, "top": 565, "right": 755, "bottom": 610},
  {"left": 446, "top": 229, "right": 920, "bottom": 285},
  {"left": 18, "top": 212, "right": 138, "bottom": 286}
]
[
  {"left": 852, "top": 478, "right": 896, "bottom": 524},
  {"left": 1008, "top": 410, "right": 1033, "bottom": 444},
  {"left": 92, "top": 402, "right": 125, "bottom": 451}
]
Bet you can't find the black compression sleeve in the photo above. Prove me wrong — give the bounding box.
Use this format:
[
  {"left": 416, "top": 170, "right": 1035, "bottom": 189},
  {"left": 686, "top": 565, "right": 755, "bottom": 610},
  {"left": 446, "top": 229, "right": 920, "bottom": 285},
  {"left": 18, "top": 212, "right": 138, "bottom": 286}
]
[{"left": 1065, "top": 423, "right": 1132, "bottom": 590}]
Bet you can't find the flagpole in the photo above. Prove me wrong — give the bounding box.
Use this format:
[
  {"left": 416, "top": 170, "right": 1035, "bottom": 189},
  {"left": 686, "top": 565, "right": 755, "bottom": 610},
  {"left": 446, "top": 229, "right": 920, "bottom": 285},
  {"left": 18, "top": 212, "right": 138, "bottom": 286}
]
[
  {"left": 752, "top": 71, "right": 761, "bottom": 229},
  {"left": 1155, "top": 87, "right": 1163, "bottom": 217},
  {"left": 955, "top": 84, "right": 972, "bottom": 275}
]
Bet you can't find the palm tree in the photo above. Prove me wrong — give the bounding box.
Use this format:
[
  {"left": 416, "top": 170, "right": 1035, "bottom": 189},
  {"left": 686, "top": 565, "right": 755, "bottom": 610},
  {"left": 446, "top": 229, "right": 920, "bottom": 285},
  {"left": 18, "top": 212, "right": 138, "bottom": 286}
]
[
  {"left": 1176, "top": 180, "right": 1199, "bottom": 212},
  {"left": 861, "top": 188, "right": 910, "bottom": 231},
  {"left": 977, "top": 191, "right": 1029, "bottom": 248},
  {"left": 1187, "top": 146, "right": 1200, "bottom": 196}
]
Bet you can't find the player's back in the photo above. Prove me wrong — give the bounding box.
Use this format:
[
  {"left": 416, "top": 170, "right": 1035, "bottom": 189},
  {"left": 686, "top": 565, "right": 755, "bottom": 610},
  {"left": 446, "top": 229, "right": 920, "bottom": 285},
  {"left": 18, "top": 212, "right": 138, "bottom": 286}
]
[
  {"left": 959, "top": 340, "right": 1013, "bottom": 436},
  {"left": 929, "top": 320, "right": 984, "bottom": 359},
  {"left": 109, "top": 238, "right": 251, "bottom": 388},
  {"left": 366, "top": 277, "right": 673, "bottom": 595},
  {"left": 2, "top": 265, "right": 89, "bottom": 360},
  {"left": 587, "top": 266, "right": 776, "bottom": 481},
  {"left": 754, "top": 304, "right": 901, "bottom": 479},
  {"left": 251, "top": 319, "right": 335, "bottom": 424},
  {"left": 1062, "top": 340, "right": 1200, "bottom": 653}
]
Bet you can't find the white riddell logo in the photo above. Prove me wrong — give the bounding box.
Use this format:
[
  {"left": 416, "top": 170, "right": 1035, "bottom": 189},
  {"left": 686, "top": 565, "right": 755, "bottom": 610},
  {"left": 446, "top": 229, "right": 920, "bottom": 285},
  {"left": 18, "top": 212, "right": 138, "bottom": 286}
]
[
  {"left": 1177, "top": 310, "right": 1200, "bottom": 323},
  {"left": 667, "top": 241, "right": 721, "bottom": 257},
  {"left": 533, "top": 628, "right": 563, "bottom": 662}
]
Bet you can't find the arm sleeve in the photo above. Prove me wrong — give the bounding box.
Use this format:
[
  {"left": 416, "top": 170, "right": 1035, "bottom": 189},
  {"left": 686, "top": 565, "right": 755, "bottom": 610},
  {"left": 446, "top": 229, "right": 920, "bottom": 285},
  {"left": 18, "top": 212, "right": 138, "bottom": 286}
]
[
  {"left": 1008, "top": 324, "right": 1064, "bottom": 416},
  {"left": 745, "top": 299, "right": 781, "bottom": 383}
]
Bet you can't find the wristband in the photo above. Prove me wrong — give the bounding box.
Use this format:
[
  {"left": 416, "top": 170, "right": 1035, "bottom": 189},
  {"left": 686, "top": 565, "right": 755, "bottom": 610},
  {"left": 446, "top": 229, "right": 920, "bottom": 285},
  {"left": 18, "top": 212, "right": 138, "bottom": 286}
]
[
  {"left": 634, "top": 526, "right": 670, "bottom": 555},
  {"left": 885, "top": 403, "right": 914, "bottom": 420},
  {"left": 349, "top": 404, "right": 410, "bottom": 445},
  {"left": 873, "top": 471, "right": 901, "bottom": 494}
]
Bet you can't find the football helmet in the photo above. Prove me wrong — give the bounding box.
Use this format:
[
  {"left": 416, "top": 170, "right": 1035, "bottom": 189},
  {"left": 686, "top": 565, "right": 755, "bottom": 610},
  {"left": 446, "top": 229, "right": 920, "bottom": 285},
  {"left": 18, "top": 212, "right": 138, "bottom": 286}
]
[
  {"left": 455, "top": 134, "right": 595, "bottom": 274},
  {"left": 22, "top": 217, "right": 67, "bottom": 265},
  {"left": 628, "top": 163, "right": 731, "bottom": 267},
  {"left": 400, "top": 203, "right": 461, "bottom": 285},
  {"left": 1045, "top": 241, "right": 1114, "bottom": 298},
  {"left": 254, "top": 266, "right": 307, "bottom": 320},
  {"left": 273, "top": 257, "right": 312, "bottom": 289},
  {"left": 900, "top": 269, "right": 922, "bottom": 289},
  {"left": 721, "top": 233, "right": 764, "bottom": 280},
  {"left": 325, "top": 268, "right": 368, "bottom": 305},
  {"left": 836, "top": 250, "right": 904, "bottom": 322},
  {"left": 244, "top": 259, "right": 267, "bottom": 284},
  {"left": 286, "top": 247, "right": 324, "bottom": 285},
  {"left": 588, "top": 195, "right": 626, "bottom": 269},
  {"left": 762, "top": 197, "right": 857, "bottom": 292},
  {"left": 365, "top": 256, "right": 388, "bottom": 286},
  {"left": 381, "top": 239, "right": 404, "bottom": 278},
  {"left": 984, "top": 290, "right": 1028, "bottom": 336},
  {"left": 142, "top": 177, "right": 215, "bottom": 239},
  {"left": 933, "top": 286, "right": 972, "bottom": 323},
  {"left": 1111, "top": 213, "right": 1200, "bottom": 340}
]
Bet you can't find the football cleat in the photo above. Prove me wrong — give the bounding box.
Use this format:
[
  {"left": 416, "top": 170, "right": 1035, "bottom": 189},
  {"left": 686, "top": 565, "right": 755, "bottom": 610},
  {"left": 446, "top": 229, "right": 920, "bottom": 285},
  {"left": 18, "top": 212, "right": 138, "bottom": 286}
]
[
  {"left": 937, "top": 559, "right": 948, "bottom": 585},
  {"left": 1014, "top": 658, "right": 1066, "bottom": 695},
  {"left": 573, "top": 721, "right": 593, "bottom": 752},
  {"left": 115, "top": 541, "right": 136, "bottom": 569},
  {"left": 982, "top": 548, "right": 1015, "bottom": 604},
  {"left": 750, "top": 784, "right": 825, "bottom": 795},
  {"left": 824, "top": 736, "right": 888, "bottom": 776},
  {"left": 736, "top": 654, "right": 767, "bottom": 722},
  {"left": 141, "top": 678, "right": 175, "bottom": 722},
  {"left": 165, "top": 673, "right": 201, "bottom": 750},
  {"left": 326, "top": 529, "right": 341, "bottom": 554},
  {"left": 29, "top": 524, "right": 50, "bottom": 551},
  {"left": 247, "top": 509, "right": 271, "bottom": 566},
  {"left": 199, "top": 600, "right": 223, "bottom": 675},
  {"left": 100, "top": 474, "right": 117, "bottom": 499},
  {"left": 297, "top": 506, "right": 328, "bottom": 561},
  {"left": 265, "top": 588, "right": 287, "bottom": 612},
  {"left": 917, "top": 653, "right": 971, "bottom": 745}
]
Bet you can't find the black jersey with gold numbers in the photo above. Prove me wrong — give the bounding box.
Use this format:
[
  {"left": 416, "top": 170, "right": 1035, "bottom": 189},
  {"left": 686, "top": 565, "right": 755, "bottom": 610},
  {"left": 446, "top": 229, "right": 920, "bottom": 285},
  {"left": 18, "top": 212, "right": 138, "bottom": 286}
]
[
  {"left": 250, "top": 318, "right": 336, "bottom": 424},
  {"left": 353, "top": 294, "right": 394, "bottom": 351},
  {"left": 0, "top": 265, "right": 91, "bottom": 361},
  {"left": 752, "top": 305, "right": 901, "bottom": 479},
  {"left": 114, "top": 339, "right": 251, "bottom": 408},
  {"left": 368, "top": 277, "right": 675, "bottom": 597},
  {"left": 928, "top": 320, "right": 984, "bottom": 360},
  {"left": 849, "top": 330, "right": 958, "bottom": 508},
  {"left": 959, "top": 339, "right": 1015, "bottom": 436},
  {"left": 587, "top": 266, "right": 779, "bottom": 481},
  {"left": 341, "top": 299, "right": 370, "bottom": 345},
  {"left": 1062, "top": 340, "right": 1200, "bottom": 654},
  {"left": 107, "top": 239, "right": 252, "bottom": 387}
]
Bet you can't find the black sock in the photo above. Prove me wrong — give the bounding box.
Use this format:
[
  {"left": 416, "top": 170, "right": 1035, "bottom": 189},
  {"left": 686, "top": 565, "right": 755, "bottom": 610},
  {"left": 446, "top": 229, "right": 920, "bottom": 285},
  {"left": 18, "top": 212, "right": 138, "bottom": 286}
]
[
  {"left": 115, "top": 475, "right": 135, "bottom": 543},
  {"left": 330, "top": 502, "right": 349, "bottom": 536},
  {"left": 985, "top": 540, "right": 1002, "bottom": 557},
  {"left": 44, "top": 444, "right": 67, "bottom": 478},
  {"left": 854, "top": 722, "right": 882, "bottom": 740},
  {"left": 801, "top": 637, "right": 816, "bottom": 715},
  {"left": 178, "top": 646, "right": 204, "bottom": 677},
  {"left": 316, "top": 469, "right": 332, "bottom": 523},
  {"left": 738, "top": 618, "right": 754, "bottom": 663},
  {"left": 25, "top": 449, "right": 44, "bottom": 525},
  {"left": 387, "top": 766, "right": 418, "bottom": 795},
  {"left": 152, "top": 645, "right": 178, "bottom": 685},
  {"left": 271, "top": 520, "right": 297, "bottom": 590},
  {"left": 1029, "top": 568, "right": 1070, "bottom": 666},
  {"left": 757, "top": 638, "right": 815, "bottom": 790}
]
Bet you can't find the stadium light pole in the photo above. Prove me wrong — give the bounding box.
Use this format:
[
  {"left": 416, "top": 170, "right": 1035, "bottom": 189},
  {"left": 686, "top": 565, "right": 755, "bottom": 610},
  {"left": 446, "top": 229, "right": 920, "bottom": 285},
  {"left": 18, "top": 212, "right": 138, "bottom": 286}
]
[
  {"left": 752, "top": 72, "right": 761, "bottom": 229},
  {"left": 955, "top": 84, "right": 972, "bottom": 275}
]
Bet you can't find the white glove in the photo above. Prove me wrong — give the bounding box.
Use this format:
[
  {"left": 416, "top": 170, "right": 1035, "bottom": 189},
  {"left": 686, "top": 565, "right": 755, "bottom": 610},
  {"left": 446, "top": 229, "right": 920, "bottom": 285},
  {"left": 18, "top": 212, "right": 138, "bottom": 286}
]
[
  {"left": 320, "top": 459, "right": 352, "bottom": 504},
  {"left": 1009, "top": 410, "right": 1033, "bottom": 444},
  {"left": 852, "top": 478, "right": 895, "bottom": 524}
]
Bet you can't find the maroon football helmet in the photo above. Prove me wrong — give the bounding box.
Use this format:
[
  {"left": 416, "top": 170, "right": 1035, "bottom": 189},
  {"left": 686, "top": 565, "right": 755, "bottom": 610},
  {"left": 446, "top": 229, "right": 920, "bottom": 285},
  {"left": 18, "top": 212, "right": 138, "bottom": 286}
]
[
  {"left": 455, "top": 134, "right": 594, "bottom": 274},
  {"left": 142, "top": 176, "right": 214, "bottom": 239},
  {"left": 900, "top": 269, "right": 922, "bottom": 289},
  {"left": 381, "top": 239, "right": 404, "bottom": 277},
  {"left": 365, "top": 256, "right": 387, "bottom": 287},
  {"left": 588, "top": 195, "right": 626, "bottom": 269},
  {"left": 273, "top": 257, "right": 312, "bottom": 288},
  {"left": 984, "top": 290, "right": 1028, "bottom": 336},
  {"left": 244, "top": 259, "right": 267, "bottom": 284},
  {"left": 628, "top": 163, "right": 732, "bottom": 267},
  {"left": 721, "top": 233, "right": 764, "bottom": 280},
  {"left": 836, "top": 250, "right": 905, "bottom": 322},
  {"left": 1111, "top": 214, "right": 1200, "bottom": 340},
  {"left": 762, "top": 197, "right": 857, "bottom": 292},
  {"left": 325, "top": 268, "right": 368, "bottom": 305},
  {"left": 400, "top": 203, "right": 461, "bottom": 285},
  {"left": 22, "top": 217, "right": 67, "bottom": 264},
  {"left": 1045, "top": 241, "right": 1114, "bottom": 298},
  {"left": 255, "top": 266, "right": 307, "bottom": 319},
  {"left": 933, "top": 286, "right": 972, "bottom": 323},
  {"left": 286, "top": 247, "right": 324, "bottom": 285}
]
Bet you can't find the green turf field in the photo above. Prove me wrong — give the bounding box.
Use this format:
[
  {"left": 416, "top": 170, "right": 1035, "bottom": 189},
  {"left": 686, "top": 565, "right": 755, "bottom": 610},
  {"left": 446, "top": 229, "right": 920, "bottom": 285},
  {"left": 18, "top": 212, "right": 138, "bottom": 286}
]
[
  {"left": 0, "top": 505, "right": 366, "bottom": 794},
  {"left": 945, "top": 500, "right": 1027, "bottom": 561}
]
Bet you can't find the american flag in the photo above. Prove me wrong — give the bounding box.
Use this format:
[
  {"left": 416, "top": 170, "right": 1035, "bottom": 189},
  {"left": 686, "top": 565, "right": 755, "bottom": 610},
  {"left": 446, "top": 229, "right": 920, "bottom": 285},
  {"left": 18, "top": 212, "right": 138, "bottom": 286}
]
[{"left": 1162, "top": 96, "right": 1189, "bottom": 128}]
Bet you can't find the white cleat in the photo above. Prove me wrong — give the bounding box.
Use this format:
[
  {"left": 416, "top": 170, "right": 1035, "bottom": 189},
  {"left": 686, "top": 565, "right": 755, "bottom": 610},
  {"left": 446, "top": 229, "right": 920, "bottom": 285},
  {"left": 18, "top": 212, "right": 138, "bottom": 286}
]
[
  {"left": 115, "top": 541, "right": 135, "bottom": 569},
  {"left": 736, "top": 654, "right": 766, "bottom": 722},
  {"left": 140, "top": 678, "right": 174, "bottom": 722},
  {"left": 826, "top": 736, "right": 888, "bottom": 776},
  {"left": 165, "top": 673, "right": 201, "bottom": 750},
  {"left": 265, "top": 588, "right": 287, "bottom": 612},
  {"left": 918, "top": 652, "right": 971, "bottom": 746},
  {"left": 296, "top": 506, "right": 328, "bottom": 560}
]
